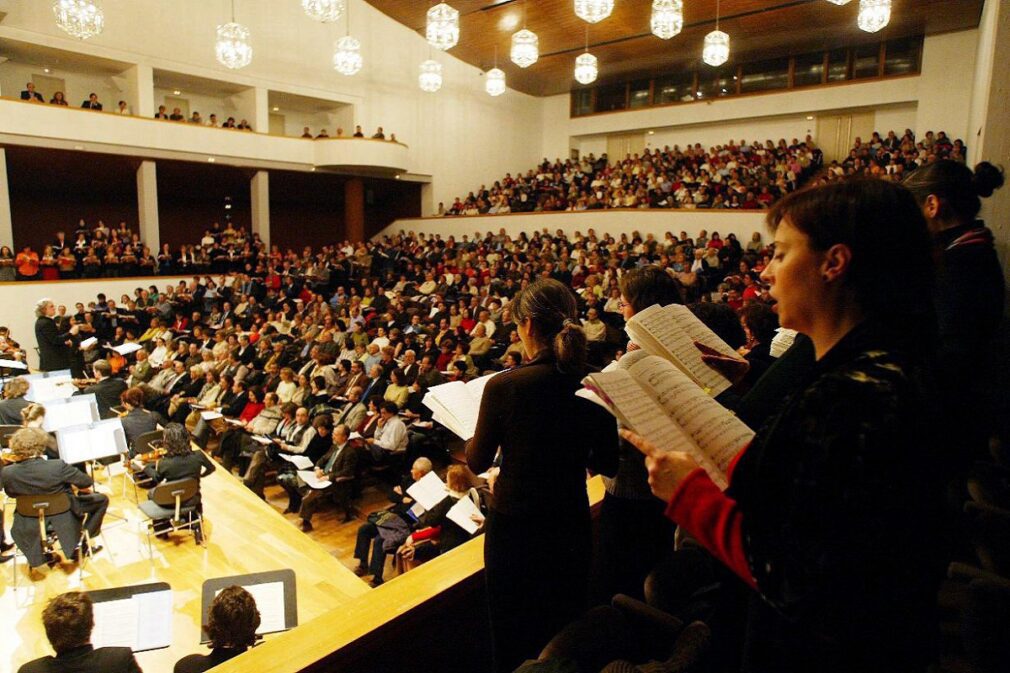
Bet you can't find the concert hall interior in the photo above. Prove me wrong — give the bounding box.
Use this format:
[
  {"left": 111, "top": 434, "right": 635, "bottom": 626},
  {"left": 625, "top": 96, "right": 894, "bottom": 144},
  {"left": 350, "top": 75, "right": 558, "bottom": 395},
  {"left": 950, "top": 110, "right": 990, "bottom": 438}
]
[{"left": 1, "top": 1, "right": 1009, "bottom": 673}]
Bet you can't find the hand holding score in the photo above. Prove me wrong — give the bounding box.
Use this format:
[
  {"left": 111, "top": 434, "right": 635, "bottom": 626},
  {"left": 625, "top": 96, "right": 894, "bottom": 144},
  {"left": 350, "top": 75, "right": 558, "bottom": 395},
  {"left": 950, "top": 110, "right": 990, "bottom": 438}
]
[
  {"left": 620, "top": 428, "right": 700, "bottom": 503},
  {"left": 695, "top": 341, "right": 750, "bottom": 385}
]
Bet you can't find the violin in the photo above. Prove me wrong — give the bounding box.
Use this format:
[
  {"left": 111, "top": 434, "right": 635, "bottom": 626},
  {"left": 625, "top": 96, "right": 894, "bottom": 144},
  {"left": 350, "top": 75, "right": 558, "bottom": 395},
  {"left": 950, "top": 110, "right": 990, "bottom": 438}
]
[{"left": 133, "top": 446, "right": 167, "bottom": 465}]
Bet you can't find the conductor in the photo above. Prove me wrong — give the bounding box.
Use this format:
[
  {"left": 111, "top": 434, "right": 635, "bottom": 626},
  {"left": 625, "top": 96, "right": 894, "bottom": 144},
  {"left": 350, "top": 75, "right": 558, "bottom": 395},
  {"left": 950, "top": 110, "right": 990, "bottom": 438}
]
[{"left": 34, "top": 298, "right": 77, "bottom": 372}]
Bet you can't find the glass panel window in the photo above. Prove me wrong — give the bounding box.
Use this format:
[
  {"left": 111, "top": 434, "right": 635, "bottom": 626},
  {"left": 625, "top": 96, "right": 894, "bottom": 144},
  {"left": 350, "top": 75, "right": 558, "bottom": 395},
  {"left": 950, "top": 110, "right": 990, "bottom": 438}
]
[
  {"left": 629, "top": 79, "right": 651, "bottom": 108},
  {"left": 827, "top": 48, "right": 849, "bottom": 82},
  {"left": 571, "top": 89, "right": 592, "bottom": 116},
  {"left": 716, "top": 71, "right": 735, "bottom": 97},
  {"left": 793, "top": 52, "right": 825, "bottom": 87},
  {"left": 853, "top": 43, "right": 881, "bottom": 79},
  {"left": 695, "top": 71, "right": 721, "bottom": 100},
  {"left": 740, "top": 57, "right": 789, "bottom": 93},
  {"left": 654, "top": 72, "right": 695, "bottom": 104},
  {"left": 884, "top": 36, "right": 922, "bottom": 75},
  {"left": 594, "top": 84, "right": 627, "bottom": 112}
]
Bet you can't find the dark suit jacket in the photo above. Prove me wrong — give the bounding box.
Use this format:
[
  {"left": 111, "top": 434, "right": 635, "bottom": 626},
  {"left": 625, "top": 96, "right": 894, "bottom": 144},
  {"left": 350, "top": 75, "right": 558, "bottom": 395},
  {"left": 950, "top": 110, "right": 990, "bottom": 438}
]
[
  {"left": 173, "top": 647, "right": 246, "bottom": 673},
  {"left": 143, "top": 451, "right": 216, "bottom": 507},
  {"left": 317, "top": 441, "right": 357, "bottom": 481},
  {"left": 81, "top": 100, "right": 103, "bottom": 110},
  {"left": 0, "top": 396, "right": 30, "bottom": 424},
  {"left": 20, "top": 91, "right": 43, "bottom": 102},
  {"left": 18, "top": 645, "right": 141, "bottom": 673},
  {"left": 35, "top": 316, "right": 72, "bottom": 372},
  {"left": 77, "top": 377, "right": 128, "bottom": 419},
  {"left": 121, "top": 408, "right": 160, "bottom": 452}
]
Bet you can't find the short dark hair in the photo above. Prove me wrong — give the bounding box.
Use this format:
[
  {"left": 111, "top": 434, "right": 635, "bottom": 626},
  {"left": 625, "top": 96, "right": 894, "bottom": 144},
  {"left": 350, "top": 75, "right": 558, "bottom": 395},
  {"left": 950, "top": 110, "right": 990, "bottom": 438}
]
[
  {"left": 382, "top": 401, "right": 399, "bottom": 415},
  {"left": 206, "top": 586, "right": 260, "bottom": 649},
  {"left": 42, "top": 592, "right": 93, "bottom": 654},
  {"left": 619, "top": 265, "right": 684, "bottom": 314}
]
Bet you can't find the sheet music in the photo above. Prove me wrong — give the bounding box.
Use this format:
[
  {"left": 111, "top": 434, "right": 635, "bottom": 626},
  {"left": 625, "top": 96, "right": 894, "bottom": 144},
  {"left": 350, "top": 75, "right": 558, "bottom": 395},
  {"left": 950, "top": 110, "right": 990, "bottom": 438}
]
[
  {"left": 42, "top": 396, "right": 99, "bottom": 432},
  {"left": 111, "top": 342, "right": 143, "bottom": 356},
  {"left": 0, "top": 359, "right": 28, "bottom": 370},
  {"left": 348, "top": 431, "right": 362, "bottom": 440},
  {"left": 406, "top": 471, "right": 448, "bottom": 511},
  {"left": 134, "top": 590, "right": 173, "bottom": 651},
  {"left": 297, "top": 469, "right": 331, "bottom": 489},
  {"left": 56, "top": 419, "right": 127, "bottom": 463},
  {"left": 92, "top": 598, "right": 139, "bottom": 649},
  {"left": 79, "top": 336, "right": 98, "bottom": 350},
  {"left": 667, "top": 304, "right": 746, "bottom": 360},
  {"left": 279, "top": 454, "right": 313, "bottom": 470},
  {"left": 421, "top": 371, "right": 498, "bottom": 440},
  {"left": 200, "top": 410, "right": 223, "bottom": 421},
  {"left": 26, "top": 375, "right": 76, "bottom": 403},
  {"left": 251, "top": 435, "right": 274, "bottom": 445},
  {"left": 447, "top": 495, "right": 482, "bottom": 535},
  {"left": 242, "top": 582, "right": 287, "bottom": 634}
]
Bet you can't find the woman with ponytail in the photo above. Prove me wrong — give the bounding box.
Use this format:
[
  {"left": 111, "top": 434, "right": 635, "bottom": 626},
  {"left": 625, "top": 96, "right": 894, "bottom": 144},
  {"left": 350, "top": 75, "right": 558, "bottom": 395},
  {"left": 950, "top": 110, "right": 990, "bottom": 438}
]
[{"left": 467, "top": 278, "right": 618, "bottom": 673}]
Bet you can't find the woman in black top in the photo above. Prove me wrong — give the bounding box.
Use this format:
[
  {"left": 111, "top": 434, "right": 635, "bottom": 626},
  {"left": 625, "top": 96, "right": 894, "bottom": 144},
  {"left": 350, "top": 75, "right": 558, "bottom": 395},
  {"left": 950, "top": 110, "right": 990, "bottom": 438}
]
[
  {"left": 467, "top": 278, "right": 618, "bottom": 673},
  {"left": 144, "top": 423, "right": 216, "bottom": 509},
  {"left": 174, "top": 586, "right": 259, "bottom": 673}
]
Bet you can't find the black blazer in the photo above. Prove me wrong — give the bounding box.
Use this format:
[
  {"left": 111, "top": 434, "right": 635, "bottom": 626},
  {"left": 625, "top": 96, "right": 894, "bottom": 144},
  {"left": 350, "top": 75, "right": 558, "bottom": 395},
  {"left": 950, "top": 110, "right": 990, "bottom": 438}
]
[
  {"left": 0, "top": 396, "right": 30, "bottom": 424},
  {"left": 466, "top": 351, "right": 618, "bottom": 516},
  {"left": 35, "top": 316, "right": 72, "bottom": 372},
  {"left": 20, "top": 91, "right": 43, "bottom": 102},
  {"left": 316, "top": 441, "right": 357, "bottom": 481},
  {"left": 18, "top": 645, "right": 141, "bottom": 673},
  {"left": 173, "top": 647, "right": 246, "bottom": 673},
  {"left": 76, "top": 377, "right": 128, "bottom": 419},
  {"left": 143, "top": 451, "right": 216, "bottom": 507},
  {"left": 121, "top": 408, "right": 160, "bottom": 452}
]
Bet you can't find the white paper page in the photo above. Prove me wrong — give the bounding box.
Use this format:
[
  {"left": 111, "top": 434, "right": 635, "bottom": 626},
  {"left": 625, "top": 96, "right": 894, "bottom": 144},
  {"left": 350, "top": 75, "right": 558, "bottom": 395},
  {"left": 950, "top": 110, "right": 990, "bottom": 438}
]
[
  {"left": 112, "top": 342, "right": 143, "bottom": 355},
  {"left": 224, "top": 418, "right": 245, "bottom": 426},
  {"left": 627, "top": 305, "right": 730, "bottom": 395},
  {"left": 667, "top": 304, "right": 746, "bottom": 360},
  {"left": 252, "top": 435, "right": 274, "bottom": 445},
  {"left": 90, "top": 420, "right": 128, "bottom": 458},
  {"left": 409, "top": 502, "right": 426, "bottom": 519},
  {"left": 43, "top": 399, "right": 98, "bottom": 431},
  {"left": 447, "top": 496, "right": 482, "bottom": 535},
  {"left": 200, "top": 410, "right": 223, "bottom": 421},
  {"left": 406, "top": 471, "right": 448, "bottom": 511},
  {"left": 279, "top": 454, "right": 313, "bottom": 470},
  {"left": 92, "top": 598, "right": 139, "bottom": 649},
  {"left": 348, "top": 431, "right": 362, "bottom": 440},
  {"left": 242, "top": 582, "right": 287, "bottom": 634},
  {"left": 133, "top": 590, "right": 173, "bottom": 651},
  {"left": 57, "top": 425, "right": 97, "bottom": 464},
  {"left": 297, "top": 469, "right": 332, "bottom": 489},
  {"left": 0, "top": 359, "right": 28, "bottom": 370},
  {"left": 422, "top": 382, "right": 480, "bottom": 440},
  {"left": 79, "top": 336, "right": 98, "bottom": 350},
  {"left": 27, "top": 376, "right": 75, "bottom": 403}
]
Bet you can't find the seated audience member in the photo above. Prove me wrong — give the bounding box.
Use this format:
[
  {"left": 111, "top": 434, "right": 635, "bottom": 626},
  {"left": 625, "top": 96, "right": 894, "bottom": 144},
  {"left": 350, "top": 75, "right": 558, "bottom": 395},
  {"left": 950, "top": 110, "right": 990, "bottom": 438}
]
[
  {"left": 316, "top": 129, "right": 329, "bottom": 138},
  {"left": 173, "top": 586, "right": 260, "bottom": 673},
  {"left": 17, "top": 592, "right": 141, "bottom": 673},
  {"left": 119, "top": 386, "right": 160, "bottom": 454},
  {"left": 49, "top": 91, "right": 68, "bottom": 106},
  {"left": 398, "top": 465, "right": 484, "bottom": 567},
  {"left": 189, "top": 111, "right": 203, "bottom": 124},
  {"left": 115, "top": 100, "right": 130, "bottom": 115},
  {"left": 80, "top": 93, "right": 102, "bottom": 110},
  {"left": 283, "top": 423, "right": 359, "bottom": 531},
  {"left": 243, "top": 405, "right": 314, "bottom": 497},
  {"left": 20, "top": 82, "right": 43, "bottom": 102},
  {"left": 353, "top": 125, "right": 364, "bottom": 138},
  {"left": 372, "top": 127, "right": 385, "bottom": 139},
  {"left": 1, "top": 428, "right": 108, "bottom": 570},
  {"left": 169, "top": 107, "right": 185, "bottom": 121},
  {"left": 0, "top": 376, "right": 31, "bottom": 424},
  {"left": 275, "top": 413, "right": 335, "bottom": 511},
  {"left": 142, "top": 423, "right": 214, "bottom": 539},
  {"left": 155, "top": 105, "right": 169, "bottom": 119},
  {"left": 216, "top": 391, "right": 282, "bottom": 471},
  {"left": 364, "top": 401, "right": 407, "bottom": 463},
  {"left": 354, "top": 457, "right": 433, "bottom": 586},
  {"left": 301, "top": 127, "right": 313, "bottom": 138},
  {"left": 74, "top": 359, "right": 127, "bottom": 419}
]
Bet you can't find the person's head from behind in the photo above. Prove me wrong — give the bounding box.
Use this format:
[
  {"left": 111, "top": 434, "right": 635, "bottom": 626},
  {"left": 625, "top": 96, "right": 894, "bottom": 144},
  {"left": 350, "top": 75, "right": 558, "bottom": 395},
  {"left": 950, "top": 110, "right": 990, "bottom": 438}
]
[
  {"left": 902, "top": 160, "right": 1005, "bottom": 232},
  {"left": 618, "top": 266, "right": 683, "bottom": 321},
  {"left": 163, "top": 423, "right": 192, "bottom": 457},
  {"left": 5, "top": 376, "right": 29, "bottom": 400},
  {"left": 206, "top": 586, "right": 260, "bottom": 650},
  {"left": 446, "top": 464, "right": 472, "bottom": 494},
  {"left": 740, "top": 301, "right": 779, "bottom": 347},
  {"left": 21, "top": 403, "right": 46, "bottom": 428},
  {"left": 509, "top": 278, "right": 586, "bottom": 374},
  {"left": 762, "top": 179, "right": 934, "bottom": 354},
  {"left": 411, "top": 456, "right": 433, "bottom": 481},
  {"left": 42, "top": 592, "right": 94, "bottom": 655},
  {"left": 9, "top": 427, "right": 48, "bottom": 460}
]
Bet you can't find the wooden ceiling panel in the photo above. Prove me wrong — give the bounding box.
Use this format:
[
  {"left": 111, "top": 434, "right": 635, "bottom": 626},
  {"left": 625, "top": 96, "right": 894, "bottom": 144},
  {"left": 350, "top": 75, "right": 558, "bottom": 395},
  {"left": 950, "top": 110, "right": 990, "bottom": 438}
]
[{"left": 365, "top": 0, "right": 984, "bottom": 95}]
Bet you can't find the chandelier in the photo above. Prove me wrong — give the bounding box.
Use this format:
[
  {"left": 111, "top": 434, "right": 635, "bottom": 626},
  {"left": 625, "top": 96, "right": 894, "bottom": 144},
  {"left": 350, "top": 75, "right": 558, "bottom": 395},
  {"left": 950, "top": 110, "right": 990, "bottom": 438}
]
[
  {"left": 511, "top": 29, "right": 539, "bottom": 68},
  {"left": 333, "top": 36, "right": 362, "bottom": 75},
  {"left": 703, "top": 0, "right": 729, "bottom": 67},
  {"left": 216, "top": 22, "right": 253, "bottom": 69},
  {"left": 302, "top": 0, "right": 344, "bottom": 22},
  {"left": 52, "top": 0, "right": 105, "bottom": 40},
  {"left": 858, "top": 0, "right": 891, "bottom": 32},
  {"left": 574, "top": 53, "right": 598, "bottom": 85},
  {"left": 419, "top": 60, "right": 443, "bottom": 92},
  {"left": 574, "top": 0, "right": 613, "bottom": 24},
  {"left": 651, "top": 0, "right": 683, "bottom": 40},
  {"left": 486, "top": 68, "right": 506, "bottom": 96},
  {"left": 426, "top": 3, "right": 460, "bottom": 51}
]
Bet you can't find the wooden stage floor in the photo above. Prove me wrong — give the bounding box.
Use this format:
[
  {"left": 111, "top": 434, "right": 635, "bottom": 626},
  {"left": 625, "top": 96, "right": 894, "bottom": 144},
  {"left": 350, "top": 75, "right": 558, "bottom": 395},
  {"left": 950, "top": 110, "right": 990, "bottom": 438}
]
[{"left": 0, "top": 460, "right": 371, "bottom": 673}]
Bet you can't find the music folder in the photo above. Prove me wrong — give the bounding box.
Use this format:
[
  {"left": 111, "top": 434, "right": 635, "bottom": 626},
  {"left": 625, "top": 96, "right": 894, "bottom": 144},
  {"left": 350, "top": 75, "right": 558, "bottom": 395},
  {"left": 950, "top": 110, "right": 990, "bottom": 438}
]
[
  {"left": 201, "top": 569, "right": 297, "bottom": 642},
  {"left": 42, "top": 394, "right": 101, "bottom": 432},
  {"left": 56, "top": 418, "right": 128, "bottom": 464},
  {"left": 88, "top": 582, "right": 173, "bottom": 652}
]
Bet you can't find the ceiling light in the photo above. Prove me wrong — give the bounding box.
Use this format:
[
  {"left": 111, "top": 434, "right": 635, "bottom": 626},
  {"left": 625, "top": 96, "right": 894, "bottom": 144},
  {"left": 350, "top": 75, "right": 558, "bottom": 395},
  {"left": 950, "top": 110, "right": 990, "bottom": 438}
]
[
  {"left": 426, "top": 3, "right": 460, "bottom": 51},
  {"left": 511, "top": 29, "right": 539, "bottom": 68},
  {"left": 43, "top": 67, "right": 52, "bottom": 73},
  {"left": 173, "top": 89, "right": 181, "bottom": 95},
  {"left": 574, "top": 52, "right": 598, "bottom": 85},
  {"left": 824, "top": 0, "right": 852, "bottom": 4},
  {"left": 703, "top": 0, "right": 729, "bottom": 67},
  {"left": 215, "top": 1, "right": 252, "bottom": 70},
  {"left": 52, "top": 0, "right": 105, "bottom": 40},
  {"left": 486, "top": 67, "right": 506, "bottom": 96},
  {"left": 499, "top": 13, "right": 520, "bottom": 31},
  {"left": 419, "top": 59, "right": 443, "bottom": 92},
  {"left": 648, "top": 130, "right": 655, "bottom": 135},
  {"left": 272, "top": 106, "right": 279, "bottom": 111},
  {"left": 302, "top": 0, "right": 344, "bottom": 22},
  {"left": 806, "top": 115, "right": 814, "bottom": 120},
  {"left": 208, "top": 157, "right": 216, "bottom": 162},
  {"left": 858, "top": 0, "right": 891, "bottom": 32},
  {"left": 574, "top": 0, "right": 613, "bottom": 24},
  {"left": 333, "top": 35, "right": 363, "bottom": 75},
  {"left": 650, "top": 0, "right": 683, "bottom": 40}
]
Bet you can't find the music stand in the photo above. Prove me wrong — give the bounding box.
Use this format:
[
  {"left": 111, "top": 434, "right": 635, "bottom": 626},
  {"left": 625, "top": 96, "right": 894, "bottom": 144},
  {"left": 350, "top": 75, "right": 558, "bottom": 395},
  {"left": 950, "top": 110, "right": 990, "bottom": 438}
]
[
  {"left": 87, "top": 582, "right": 173, "bottom": 652},
  {"left": 201, "top": 569, "right": 297, "bottom": 642}
]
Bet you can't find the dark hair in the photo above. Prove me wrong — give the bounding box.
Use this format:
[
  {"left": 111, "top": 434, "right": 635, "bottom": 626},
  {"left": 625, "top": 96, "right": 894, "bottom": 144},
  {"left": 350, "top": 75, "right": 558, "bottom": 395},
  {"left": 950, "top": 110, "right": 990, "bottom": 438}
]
[
  {"left": 381, "top": 401, "right": 399, "bottom": 415},
  {"left": 42, "top": 592, "right": 93, "bottom": 654},
  {"left": 768, "top": 179, "right": 935, "bottom": 341},
  {"left": 740, "top": 302, "right": 780, "bottom": 347},
  {"left": 313, "top": 414, "right": 333, "bottom": 431},
  {"left": 689, "top": 303, "right": 747, "bottom": 350},
  {"left": 206, "top": 586, "right": 260, "bottom": 649},
  {"left": 619, "top": 265, "right": 685, "bottom": 315},
  {"left": 903, "top": 160, "right": 1005, "bottom": 224},
  {"left": 510, "top": 278, "right": 586, "bottom": 374},
  {"left": 163, "top": 423, "right": 192, "bottom": 457}
]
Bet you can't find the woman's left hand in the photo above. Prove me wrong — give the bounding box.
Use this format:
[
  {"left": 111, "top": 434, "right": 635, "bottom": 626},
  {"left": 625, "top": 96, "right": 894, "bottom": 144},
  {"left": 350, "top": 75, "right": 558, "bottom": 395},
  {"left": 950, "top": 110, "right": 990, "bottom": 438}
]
[{"left": 620, "top": 428, "right": 701, "bottom": 502}]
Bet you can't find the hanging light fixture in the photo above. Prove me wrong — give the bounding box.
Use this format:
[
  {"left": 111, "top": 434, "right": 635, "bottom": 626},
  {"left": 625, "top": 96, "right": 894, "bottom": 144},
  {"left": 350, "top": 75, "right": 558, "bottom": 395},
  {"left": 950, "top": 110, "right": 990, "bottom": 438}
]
[
  {"left": 574, "top": 26, "right": 598, "bottom": 85},
  {"left": 426, "top": 3, "right": 460, "bottom": 51},
  {"left": 302, "top": 0, "right": 344, "bottom": 22},
  {"left": 574, "top": 0, "right": 614, "bottom": 24},
  {"left": 333, "top": 0, "right": 362, "bottom": 75},
  {"left": 857, "top": 0, "right": 891, "bottom": 32},
  {"left": 216, "top": 0, "right": 253, "bottom": 69},
  {"left": 702, "top": 0, "right": 729, "bottom": 67},
  {"left": 511, "top": 1, "right": 539, "bottom": 68},
  {"left": 419, "top": 59, "right": 443, "bottom": 92},
  {"left": 486, "top": 46, "right": 506, "bottom": 96},
  {"left": 650, "top": 0, "right": 683, "bottom": 40},
  {"left": 52, "top": 0, "right": 105, "bottom": 40},
  {"left": 824, "top": 0, "right": 852, "bottom": 4}
]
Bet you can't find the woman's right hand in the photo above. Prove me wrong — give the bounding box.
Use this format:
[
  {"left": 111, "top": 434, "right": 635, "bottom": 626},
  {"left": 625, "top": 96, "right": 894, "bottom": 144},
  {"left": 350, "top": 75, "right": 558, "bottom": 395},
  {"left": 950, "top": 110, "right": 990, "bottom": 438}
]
[{"left": 620, "top": 429, "right": 700, "bottom": 503}]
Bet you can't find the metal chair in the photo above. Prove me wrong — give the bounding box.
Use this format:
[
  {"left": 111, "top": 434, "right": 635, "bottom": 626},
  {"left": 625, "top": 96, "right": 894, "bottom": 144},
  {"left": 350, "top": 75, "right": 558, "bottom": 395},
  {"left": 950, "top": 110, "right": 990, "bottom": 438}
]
[
  {"left": 137, "top": 478, "right": 204, "bottom": 560},
  {"left": 11, "top": 492, "right": 85, "bottom": 589},
  {"left": 123, "top": 430, "right": 164, "bottom": 501}
]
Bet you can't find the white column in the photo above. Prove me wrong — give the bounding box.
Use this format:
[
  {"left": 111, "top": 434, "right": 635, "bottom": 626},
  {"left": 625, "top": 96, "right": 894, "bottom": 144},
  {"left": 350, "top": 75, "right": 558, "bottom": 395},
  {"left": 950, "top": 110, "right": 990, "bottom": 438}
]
[
  {"left": 252, "top": 87, "right": 270, "bottom": 134},
  {"left": 0, "top": 149, "right": 13, "bottom": 249},
  {"left": 127, "top": 64, "right": 155, "bottom": 118},
  {"left": 251, "top": 171, "right": 270, "bottom": 248},
  {"left": 136, "top": 160, "right": 160, "bottom": 251}
]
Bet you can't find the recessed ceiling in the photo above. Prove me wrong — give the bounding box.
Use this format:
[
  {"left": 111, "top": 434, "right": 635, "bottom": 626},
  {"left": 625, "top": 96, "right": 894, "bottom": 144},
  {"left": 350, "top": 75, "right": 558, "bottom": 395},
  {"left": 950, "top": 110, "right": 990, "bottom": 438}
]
[
  {"left": 268, "top": 90, "right": 350, "bottom": 115},
  {"left": 0, "top": 39, "right": 132, "bottom": 75},
  {"left": 152, "top": 70, "right": 250, "bottom": 97},
  {"left": 365, "top": 0, "right": 984, "bottom": 96}
]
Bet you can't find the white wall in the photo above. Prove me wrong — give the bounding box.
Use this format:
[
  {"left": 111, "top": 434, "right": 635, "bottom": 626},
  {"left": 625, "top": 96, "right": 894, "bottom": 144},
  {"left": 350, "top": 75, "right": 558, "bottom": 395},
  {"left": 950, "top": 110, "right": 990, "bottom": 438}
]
[
  {"left": 0, "top": 61, "right": 126, "bottom": 109},
  {"left": 152, "top": 87, "right": 247, "bottom": 124},
  {"left": 0, "top": 276, "right": 191, "bottom": 370},
  {"left": 916, "top": 29, "right": 978, "bottom": 142}
]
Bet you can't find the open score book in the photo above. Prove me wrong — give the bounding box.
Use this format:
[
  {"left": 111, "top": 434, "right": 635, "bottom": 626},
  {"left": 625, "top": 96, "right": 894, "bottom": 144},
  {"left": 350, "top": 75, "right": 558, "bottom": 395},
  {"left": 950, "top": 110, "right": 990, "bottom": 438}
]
[
  {"left": 421, "top": 372, "right": 498, "bottom": 441},
  {"left": 625, "top": 303, "right": 747, "bottom": 397},
  {"left": 582, "top": 350, "right": 754, "bottom": 490}
]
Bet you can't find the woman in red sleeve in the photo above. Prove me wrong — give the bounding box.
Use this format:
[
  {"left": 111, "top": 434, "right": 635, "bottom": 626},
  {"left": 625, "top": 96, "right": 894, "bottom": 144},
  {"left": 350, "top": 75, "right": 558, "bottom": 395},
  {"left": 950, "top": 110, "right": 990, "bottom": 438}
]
[{"left": 624, "top": 179, "right": 946, "bottom": 673}]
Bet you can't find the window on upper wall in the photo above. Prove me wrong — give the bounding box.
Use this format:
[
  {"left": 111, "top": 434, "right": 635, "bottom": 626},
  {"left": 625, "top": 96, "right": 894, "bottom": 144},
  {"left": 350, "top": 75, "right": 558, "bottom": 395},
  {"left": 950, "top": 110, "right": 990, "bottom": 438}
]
[
  {"left": 654, "top": 72, "right": 695, "bottom": 104},
  {"left": 594, "top": 84, "right": 627, "bottom": 112},
  {"left": 697, "top": 70, "right": 728, "bottom": 99},
  {"left": 740, "top": 57, "right": 790, "bottom": 93},
  {"left": 629, "top": 80, "right": 651, "bottom": 108},
  {"left": 716, "top": 70, "right": 736, "bottom": 97},
  {"left": 827, "top": 48, "right": 850, "bottom": 82},
  {"left": 793, "top": 52, "right": 825, "bottom": 87},
  {"left": 572, "top": 88, "right": 592, "bottom": 116},
  {"left": 884, "top": 36, "right": 922, "bottom": 75},
  {"left": 853, "top": 43, "right": 881, "bottom": 79}
]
